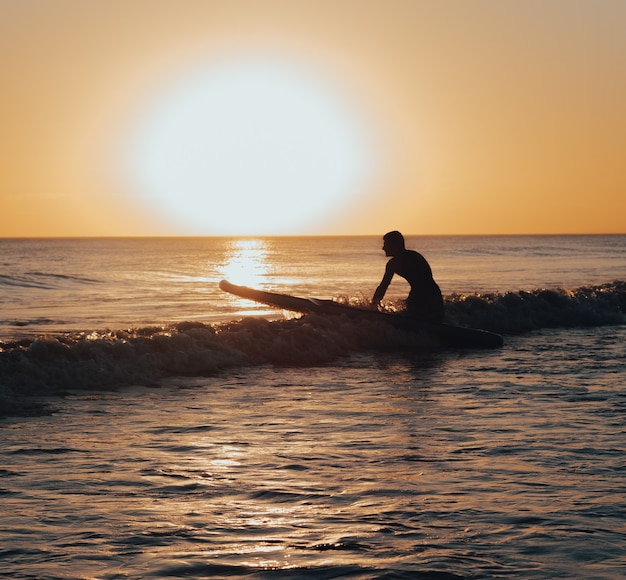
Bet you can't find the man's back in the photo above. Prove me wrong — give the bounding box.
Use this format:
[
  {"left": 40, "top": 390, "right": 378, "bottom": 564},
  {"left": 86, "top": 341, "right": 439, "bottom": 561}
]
[
  {"left": 373, "top": 232, "right": 444, "bottom": 322},
  {"left": 388, "top": 249, "right": 434, "bottom": 288}
]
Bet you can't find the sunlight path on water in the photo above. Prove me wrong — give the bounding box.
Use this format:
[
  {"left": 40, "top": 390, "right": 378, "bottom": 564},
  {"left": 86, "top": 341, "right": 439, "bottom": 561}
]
[{"left": 218, "top": 239, "right": 271, "bottom": 289}]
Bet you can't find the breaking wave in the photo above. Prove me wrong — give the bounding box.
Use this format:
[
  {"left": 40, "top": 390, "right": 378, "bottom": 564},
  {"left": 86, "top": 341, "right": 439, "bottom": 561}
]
[
  {"left": 1, "top": 281, "right": 623, "bottom": 417},
  {"left": 445, "top": 280, "right": 625, "bottom": 332}
]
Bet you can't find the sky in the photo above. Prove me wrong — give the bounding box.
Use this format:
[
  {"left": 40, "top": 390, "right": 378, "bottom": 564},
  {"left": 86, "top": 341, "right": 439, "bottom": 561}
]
[{"left": 1, "top": 0, "right": 625, "bottom": 237}]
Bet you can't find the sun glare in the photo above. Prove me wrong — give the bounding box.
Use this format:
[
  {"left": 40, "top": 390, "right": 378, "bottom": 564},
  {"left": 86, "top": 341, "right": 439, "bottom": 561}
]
[
  {"left": 220, "top": 239, "right": 270, "bottom": 288},
  {"left": 122, "top": 58, "right": 376, "bottom": 235}
]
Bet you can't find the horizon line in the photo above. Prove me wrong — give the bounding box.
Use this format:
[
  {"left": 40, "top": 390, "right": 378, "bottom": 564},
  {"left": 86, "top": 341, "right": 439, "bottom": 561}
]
[{"left": 1, "top": 232, "right": 625, "bottom": 240}]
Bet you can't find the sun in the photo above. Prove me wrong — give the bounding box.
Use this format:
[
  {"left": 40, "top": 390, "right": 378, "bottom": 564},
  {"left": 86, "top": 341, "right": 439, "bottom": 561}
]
[{"left": 121, "top": 57, "right": 377, "bottom": 235}]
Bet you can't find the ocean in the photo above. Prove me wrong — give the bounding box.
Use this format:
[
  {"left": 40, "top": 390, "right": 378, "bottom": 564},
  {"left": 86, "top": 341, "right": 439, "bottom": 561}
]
[{"left": 1, "top": 235, "right": 625, "bottom": 579}]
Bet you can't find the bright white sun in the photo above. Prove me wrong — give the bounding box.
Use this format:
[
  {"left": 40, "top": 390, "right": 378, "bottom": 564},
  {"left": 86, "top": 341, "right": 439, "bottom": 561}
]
[{"left": 122, "top": 58, "right": 376, "bottom": 235}]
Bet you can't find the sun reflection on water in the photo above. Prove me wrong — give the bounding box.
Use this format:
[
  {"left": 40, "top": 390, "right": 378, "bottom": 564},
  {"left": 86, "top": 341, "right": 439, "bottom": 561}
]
[
  {"left": 219, "top": 239, "right": 271, "bottom": 288},
  {"left": 216, "top": 238, "right": 305, "bottom": 318}
]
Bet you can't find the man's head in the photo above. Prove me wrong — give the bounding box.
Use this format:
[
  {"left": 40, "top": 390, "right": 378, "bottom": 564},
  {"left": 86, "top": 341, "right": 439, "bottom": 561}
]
[{"left": 382, "top": 231, "right": 405, "bottom": 256}]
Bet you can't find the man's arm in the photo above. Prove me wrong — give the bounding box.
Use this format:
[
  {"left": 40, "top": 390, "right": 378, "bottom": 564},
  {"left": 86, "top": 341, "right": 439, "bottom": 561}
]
[{"left": 372, "top": 261, "right": 395, "bottom": 307}]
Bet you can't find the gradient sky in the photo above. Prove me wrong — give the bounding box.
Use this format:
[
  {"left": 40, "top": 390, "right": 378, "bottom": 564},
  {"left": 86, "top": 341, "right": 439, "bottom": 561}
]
[{"left": 1, "top": 0, "right": 625, "bottom": 236}]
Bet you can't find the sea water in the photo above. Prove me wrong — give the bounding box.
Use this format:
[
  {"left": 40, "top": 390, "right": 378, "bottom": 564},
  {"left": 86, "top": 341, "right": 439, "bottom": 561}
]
[{"left": 1, "top": 235, "right": 625, "bottom": 579}]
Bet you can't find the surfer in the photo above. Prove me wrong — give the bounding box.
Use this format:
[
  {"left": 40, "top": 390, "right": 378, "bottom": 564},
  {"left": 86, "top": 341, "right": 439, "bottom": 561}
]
[{"left": 372, "top": 231, "right": 445, "bottom": 322}]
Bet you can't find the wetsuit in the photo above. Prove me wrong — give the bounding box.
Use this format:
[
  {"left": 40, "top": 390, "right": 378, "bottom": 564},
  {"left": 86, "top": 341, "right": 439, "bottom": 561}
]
[{"left": 374, "top": 249, "right": 444, "bottom": 322}]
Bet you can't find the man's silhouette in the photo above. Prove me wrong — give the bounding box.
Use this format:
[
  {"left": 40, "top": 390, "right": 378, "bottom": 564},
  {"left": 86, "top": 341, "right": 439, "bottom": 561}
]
[{"left": 372, "top": 231, "right": 444, "bottom": 322}]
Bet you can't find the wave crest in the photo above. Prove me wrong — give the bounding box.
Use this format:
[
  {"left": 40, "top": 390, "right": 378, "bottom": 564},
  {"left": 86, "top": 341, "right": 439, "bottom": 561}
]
[
  {"left": 1, "top": 281, "right": 624, "bottom": 417},
  {"left": 444, "top": 281, "right": 625, "bottom": 332}
]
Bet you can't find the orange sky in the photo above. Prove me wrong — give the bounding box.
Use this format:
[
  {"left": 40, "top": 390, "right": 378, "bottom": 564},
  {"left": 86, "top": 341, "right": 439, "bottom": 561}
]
[{"left": 1, "top": 0, "right": 625, "bottom": 236}]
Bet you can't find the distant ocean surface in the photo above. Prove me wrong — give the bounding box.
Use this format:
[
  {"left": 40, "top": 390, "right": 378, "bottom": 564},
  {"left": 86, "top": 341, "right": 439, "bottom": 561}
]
[{"left": 1, "top": 235, "right": 625, "bottom": 579}]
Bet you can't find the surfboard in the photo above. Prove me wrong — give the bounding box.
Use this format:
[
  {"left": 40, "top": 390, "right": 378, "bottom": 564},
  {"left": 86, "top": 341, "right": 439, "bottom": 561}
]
[{"left": 219, "top": 280, "right": 504, "bottom": 349}]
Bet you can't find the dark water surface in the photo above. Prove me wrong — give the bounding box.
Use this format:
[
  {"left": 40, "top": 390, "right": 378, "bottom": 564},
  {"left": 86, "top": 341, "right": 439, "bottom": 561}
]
[
  {"left": 2, "top": 328, "right": 625, "bottom": 579},
  {"left": 1, "top": 236, "right": 625, "bottom": 578}
]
